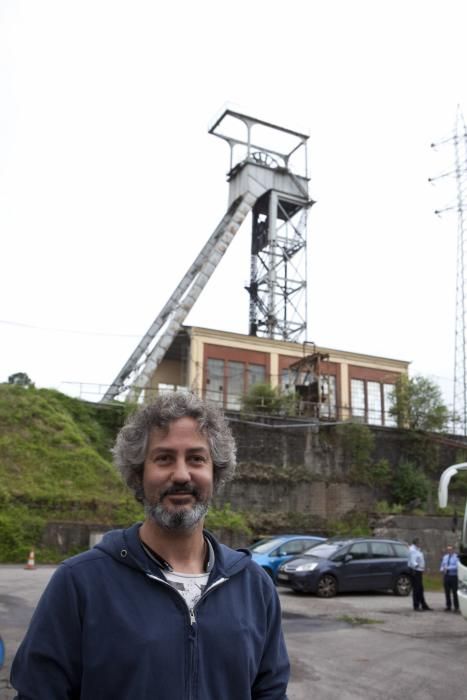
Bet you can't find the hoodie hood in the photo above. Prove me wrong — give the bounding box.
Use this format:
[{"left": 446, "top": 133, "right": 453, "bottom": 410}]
[{"left": 94, "top": 522, "right": 252, "bottom": 579}]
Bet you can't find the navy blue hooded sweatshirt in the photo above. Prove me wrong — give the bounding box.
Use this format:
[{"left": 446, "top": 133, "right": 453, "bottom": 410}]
[{"left": 11, "top": 523, "right": 289, "bottom": 699}]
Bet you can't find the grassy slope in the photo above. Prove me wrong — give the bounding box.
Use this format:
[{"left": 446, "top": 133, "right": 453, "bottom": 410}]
[{"left": 0, "top": 384, "right": 143, "bottom": 561}]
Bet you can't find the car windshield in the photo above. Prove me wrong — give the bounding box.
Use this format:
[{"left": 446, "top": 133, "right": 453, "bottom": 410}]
[
  {"left": 250, "top": 537, "right": 285, "bottom": 554},
  {"left": 303, "top": 542, "right": 344, "bottom": 558}
]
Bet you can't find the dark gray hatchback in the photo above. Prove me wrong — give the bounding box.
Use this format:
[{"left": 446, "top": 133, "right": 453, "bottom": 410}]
[{"left": 276, "top": 537, "right": 412, "bottom": 597}]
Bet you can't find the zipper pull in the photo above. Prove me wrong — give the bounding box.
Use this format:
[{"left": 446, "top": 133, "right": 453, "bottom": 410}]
[{"left": 189, "top": 608, "right": 196, "bottom": 625}]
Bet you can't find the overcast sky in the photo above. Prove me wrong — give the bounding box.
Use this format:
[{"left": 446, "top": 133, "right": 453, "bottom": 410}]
[{"left": 1, "top": 0, "right": 466, "bottom": 406}]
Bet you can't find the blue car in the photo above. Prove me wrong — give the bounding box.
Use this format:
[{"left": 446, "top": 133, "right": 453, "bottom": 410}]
[{"left": 250, "top": 534, "right": 325, "bottom": 582}]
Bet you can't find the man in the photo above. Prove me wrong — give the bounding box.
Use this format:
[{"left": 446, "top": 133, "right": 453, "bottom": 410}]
[
  {"left": 11, "top": 391, "right": 289, "bottom": 699},
  {"left": 440, "top": 544, "right": 460, "bottom": 612},
  {"left": 408, "top": 537, "right": 432, "bottom": 611}
]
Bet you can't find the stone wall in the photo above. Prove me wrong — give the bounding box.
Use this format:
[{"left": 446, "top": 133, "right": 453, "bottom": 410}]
[
  {"left": 42, "top": 522, "right": 109, "bottom": 552},
  {"left": 216, "top": 480, "right": 374, "bottom": 519},
  {"left": 226, "top": 418, "right": 467, "bottom": 511},
  {"left": 229, "top": 418, "right": 467, "bottom": 478}
]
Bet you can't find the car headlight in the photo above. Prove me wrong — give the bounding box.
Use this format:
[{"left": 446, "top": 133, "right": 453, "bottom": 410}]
[{"left": 295, "top": 562, "right": 318, "bottom": 572}]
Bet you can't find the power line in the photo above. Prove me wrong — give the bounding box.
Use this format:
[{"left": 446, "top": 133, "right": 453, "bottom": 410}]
[{"left": 0, "top": 319, "right": 141, "bottom": 339}]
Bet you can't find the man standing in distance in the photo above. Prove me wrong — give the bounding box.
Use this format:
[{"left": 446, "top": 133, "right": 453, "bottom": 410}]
[
  {"left": 11, "top": 391, "right": 290, "bottom": 699},
  {"left": 440, "top": 544, "right": 460, "bottom": 612},
  {"left": 408, "top": 537, "right": 432, "bottom": 612}
]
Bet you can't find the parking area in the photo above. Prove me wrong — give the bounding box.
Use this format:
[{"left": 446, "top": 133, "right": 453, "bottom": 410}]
[
  {"left": 1, "top": 566, "right": 466, "bottom": 699},
  {"left": 280, "top": 586, "right": 467, "bottom": 700}
]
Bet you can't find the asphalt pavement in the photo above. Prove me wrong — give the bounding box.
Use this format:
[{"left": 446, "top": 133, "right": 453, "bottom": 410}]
[
  {"left": 280, "top": 585, "right": 467, "bottom": 700},
  {"left": 1, "top": 566, "right": 466, "bottom": 699}
]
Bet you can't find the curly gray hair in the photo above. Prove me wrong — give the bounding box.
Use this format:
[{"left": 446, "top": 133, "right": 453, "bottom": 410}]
[{"left": 112, "top": 391, "right": 237, "bottom": 503}]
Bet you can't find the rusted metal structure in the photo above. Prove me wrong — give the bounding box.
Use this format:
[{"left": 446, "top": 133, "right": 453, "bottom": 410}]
[{"left": 287, "top": 350, "right": 334, "bottom": 418}]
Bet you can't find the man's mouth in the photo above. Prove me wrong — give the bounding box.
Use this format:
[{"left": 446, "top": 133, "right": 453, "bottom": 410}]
[
  {"left": 166, "top": 492, "right": 193, "bottom": 501},
  {"left": 161, "top": 487, "right": 199, "bottom": 506},
  {"left": 162, "top": 485, "right": 198, "bottom": 499}
]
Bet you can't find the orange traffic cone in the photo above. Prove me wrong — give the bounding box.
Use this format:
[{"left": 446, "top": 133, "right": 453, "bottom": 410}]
[{"left": 24, "top": 549, "right": 36, "bottom": 570}]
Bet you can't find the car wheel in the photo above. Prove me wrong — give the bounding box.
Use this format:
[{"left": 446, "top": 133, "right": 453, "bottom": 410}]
[
  {"left": 317, "top": 574, "right": 338, "bottom": 598},
  {"left": 263, "top": 567, "right": 275, "bottom": 581},
  {"left": 394, "top": 573, "right": 412, "bottom": 596}
]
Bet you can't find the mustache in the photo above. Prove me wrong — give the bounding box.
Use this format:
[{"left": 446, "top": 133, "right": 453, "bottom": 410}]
[{"left": 160, "top": 483, "right": 200, "bottom": 499}]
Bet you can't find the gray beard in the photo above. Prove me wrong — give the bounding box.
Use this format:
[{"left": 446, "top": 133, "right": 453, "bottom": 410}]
[{"left": 144, "top": 500, "right": 209, "bottom": 531}]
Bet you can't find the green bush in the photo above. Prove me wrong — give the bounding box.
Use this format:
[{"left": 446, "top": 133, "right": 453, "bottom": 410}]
[
  {"left": 240, "top": 383, "right": 298, "bottom": 416},
  {"left": 0, "top": 505, "right": 46, "bottom": 562},
  {"left": 370, "top": 459, "right": 393, "bottom": 488},
  {"left": 205, "top": 504, "right": 251, "bottom": 535},
  {"left": 390, "top": 460, "right": 430, "bottom": 507},
  {"left": 375, "top": 500, "right": 404, "bottom": 514},
  {"left": 327, "top": 511, "right": 371, "bottom": 537},
  {"left": 337, "top": 423, "right": 392, "bottom": 492},
  {"left": 337, "top": 422, "right": 374, "bottom": 470}
]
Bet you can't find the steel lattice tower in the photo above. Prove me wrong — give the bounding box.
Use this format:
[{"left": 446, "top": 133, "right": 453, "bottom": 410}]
[
  {"left": 430, "top": 107, "right": 467, "bottom": 434},
  {"left": 209, "top": 109, "right": 313, "bottom": 342}
]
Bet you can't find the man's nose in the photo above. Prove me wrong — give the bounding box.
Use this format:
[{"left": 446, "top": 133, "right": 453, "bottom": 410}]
[{"left": 172, "top": 457, "right": 191, "bottom": 482}]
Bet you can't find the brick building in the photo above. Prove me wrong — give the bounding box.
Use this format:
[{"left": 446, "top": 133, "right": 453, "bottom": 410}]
[{"left": 146, "top": 325, "right": 409, "bottom": 426}]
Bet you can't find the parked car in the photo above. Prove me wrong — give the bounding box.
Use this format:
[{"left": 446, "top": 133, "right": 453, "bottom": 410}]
[
  {"left": 276, "top": 537, "right": 412, "bottom": 597},
  {"left": 250, "top": 534, "right": 325, "bottom": 582}
]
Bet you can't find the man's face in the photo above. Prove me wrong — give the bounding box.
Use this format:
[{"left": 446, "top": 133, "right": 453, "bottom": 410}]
[{"left": 142, "top": 417, "right": 214, "bottom": 531}]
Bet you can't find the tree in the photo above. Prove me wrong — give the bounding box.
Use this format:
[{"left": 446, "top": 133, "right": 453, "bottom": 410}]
[
  {"left": 339, "top": 423, "right": 392, "bottom": 490},
  {"left": 389, "top": 374, "right": 449, "bottom": 432},
  {"left": 8, "top": 372, "right": 34, "bottom": 387},
  {"left": 390, "top": 460, "right": 430, "bottom": 508}
]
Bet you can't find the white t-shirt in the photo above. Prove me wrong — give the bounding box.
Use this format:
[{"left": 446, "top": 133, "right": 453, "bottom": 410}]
[{"left": 164, "top": 570, "right": 210, "bottom": 609}]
